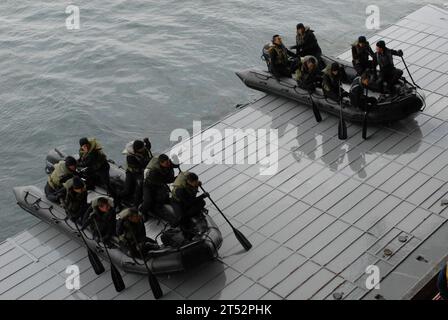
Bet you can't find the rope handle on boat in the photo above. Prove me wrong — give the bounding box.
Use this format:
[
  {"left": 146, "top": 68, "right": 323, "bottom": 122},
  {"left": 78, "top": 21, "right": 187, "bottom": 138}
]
[
  {"left": 24, "top": 191, "right": 66, "bottom": 222},
  {"left": 252, "top": 71, "right": 271, "bottom": 81}
]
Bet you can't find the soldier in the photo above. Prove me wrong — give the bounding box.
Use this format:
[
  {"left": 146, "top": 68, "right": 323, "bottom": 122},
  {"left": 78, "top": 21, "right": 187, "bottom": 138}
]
[
  {"left": 349, "top": 73, "right": 377, "bottom": 109},
  {"left": 295, "top": 55, "right": 320, "bottom": 92},
  {"left": 116, "top": 208, "right": 159, "bottom": 257},
  {"left": 351, "top": 36, "right": 376, "bottom": 76},
  {"left": 82, "top": 197, "right": 116, "bottom": 245},
  {"left": 140, "top": 154, "right": 178, "bottom": 220},
  {"left": 322, "top": 62, "right": 348, "bottom": 102},
  {"left": 78, "top": 137, "right": 110, "bottom": 191},
  {"left": 45, "top": 156, "right": 77, "bottom": 202},
  {"left": 375, "top": 40, "right": 404, "bottom": 93},
  {"left": 61, "top": 176, "right": 88, "bottom": 224},
  {"left": 120, "top": 139, "right": 152, "bottom": 205},
  {"left": 170, "top": 172, "right": 209, "bottom": 225},
  {"left": 268, "top": 34, "right": 296, "bottom": 78},
  {"left": 293, "top": 23, "right": 324, "bottom": 67}
]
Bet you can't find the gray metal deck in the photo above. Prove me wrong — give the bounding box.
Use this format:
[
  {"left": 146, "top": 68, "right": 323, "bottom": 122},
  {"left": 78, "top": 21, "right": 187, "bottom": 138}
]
[{"left": 2, "top": 4, "right": 448, "bottom": 300}]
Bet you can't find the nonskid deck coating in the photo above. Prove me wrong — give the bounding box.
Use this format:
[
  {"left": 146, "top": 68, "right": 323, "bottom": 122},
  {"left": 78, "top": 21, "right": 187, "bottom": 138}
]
[{"left": 1, "top": 5, "right": 448, "bottom": 300}]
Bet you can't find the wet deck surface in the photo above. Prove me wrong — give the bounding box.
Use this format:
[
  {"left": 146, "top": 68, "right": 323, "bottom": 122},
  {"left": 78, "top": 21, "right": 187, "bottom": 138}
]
[{"left": 2, "top": 4, "right": 448, "bottom": 300}]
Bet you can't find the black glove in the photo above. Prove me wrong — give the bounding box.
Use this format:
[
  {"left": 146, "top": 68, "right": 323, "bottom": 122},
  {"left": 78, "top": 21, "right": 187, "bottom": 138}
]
[
  {"left": 201, "top": 192, "right": 210, "bottom": 199},
  {"left": 143, "top": 138, "right": 151, "bottom": 150},
  {"left": 397, "top": 49, "right": 403, "bottom": 57}
]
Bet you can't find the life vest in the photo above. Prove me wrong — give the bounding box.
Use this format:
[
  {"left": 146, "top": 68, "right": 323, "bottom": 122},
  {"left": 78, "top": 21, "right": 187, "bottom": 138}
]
[
  {"left": 269, "top": 44, "right": 289, "bottom": 66},
  {"left": 171, "top": 171, "right": 198, "bottom": 202},
  {"left": 294, "top": 55, "right": 317, "bottom": 82},
  {"left": 349, "top": 76, "right": 366, "bottom": 109},
  {"left": 322, "top": 65, "right": 338, "bottom": 94},
  {"left": 62, "top": 178, "right": 86, "bottom": 216},
  {"left": 376, "top": 48, "right": 395, "bottom": 71},
  {"left": 48, "top": 160, "right": 74, "bottom": 190},
  {"left": 144, "top": 156, "right": 161, "bottom": 180},
  {"left": 123, "top": 141, "right": 151, "bottom": 173},
  {"left": 352, "top": 41, "right": 372, "bottom": 64},
  {"left": 116, "top": 208, "right": 144, "bottom": 245},
  {"left": 89, "top": 196, "right": 114, "bottom": 216},
  {"left": 62, "top": 177, "right": 85, "bottom": 191},
  {"left": 79, "top": 138, "right": 107, "bottom": 170}
]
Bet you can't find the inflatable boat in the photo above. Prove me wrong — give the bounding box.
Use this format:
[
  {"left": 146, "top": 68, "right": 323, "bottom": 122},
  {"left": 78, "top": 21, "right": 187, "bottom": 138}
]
[
  {"left": 13, "top": 149, "right": 223, "bottom": 275},
  {"left": 236, "top": 55, "right": 425, "bottom": 124}
]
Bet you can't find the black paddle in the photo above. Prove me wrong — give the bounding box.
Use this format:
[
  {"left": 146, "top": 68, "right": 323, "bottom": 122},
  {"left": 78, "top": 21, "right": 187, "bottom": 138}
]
[
  {"left": 92, "top": 218, "right": 125, "bottom": 292},
  {"left": 128, "top": 228, "right": 163, "bottom": 299},
  {"left": 338, "top": 78, "right": 347, "bottom": 140},
  {"left": 362, "top": 87, "right": 369, "bottom": 140},
  {"left": 400, "top": 56, "right": 421, "bottom": 89},
  {"left": 70, "top": 214, "right": 105, "bottom": 275},
  {"left": 176, "top": 165, "right": 252, "bottom": 252},
  {"left": 309, "top": 92, "right": 322, "bottom": 123}
]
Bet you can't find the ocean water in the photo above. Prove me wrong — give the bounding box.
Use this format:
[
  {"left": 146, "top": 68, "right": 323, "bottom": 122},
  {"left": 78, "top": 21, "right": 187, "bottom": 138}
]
[{"left": 0, "top": 0, "right": 446, "bottom": 241}]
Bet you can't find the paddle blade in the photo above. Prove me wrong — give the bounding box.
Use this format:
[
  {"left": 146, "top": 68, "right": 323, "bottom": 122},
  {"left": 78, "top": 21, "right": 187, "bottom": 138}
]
[
  {"left": 233, "top": 227, "right": 252, "bottom": 251},
  {"left": 87, "top": 248, "right": 105, "bottom": 275},
  {"left": 312, "top": 103, "right": 322, "bottom": 123},
  {"left": 362, "top": 113, "right": 368, "bottom": 140},
  {"left": 110, "top": 264, "right": 125, "bottom": 292},
  {"left": 338, "top": 117, "right": 347, "bottom": 140},
  {"left": 148, "top": 273, "right": 163, "bottom": 299}
]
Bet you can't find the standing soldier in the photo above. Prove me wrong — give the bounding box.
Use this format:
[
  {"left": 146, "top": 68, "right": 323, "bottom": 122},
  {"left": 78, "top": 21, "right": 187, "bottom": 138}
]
[
  {"left": 351, "top": 36, "right": 376, "bottom": 76},
  {"left": 120, "top": 138, "right": 152, "bottom": 206}
]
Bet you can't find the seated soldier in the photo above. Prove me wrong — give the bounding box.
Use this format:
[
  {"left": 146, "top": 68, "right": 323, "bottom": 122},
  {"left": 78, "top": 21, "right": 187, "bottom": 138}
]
[
  {"left": 268, "top": 34, "right": 296, "bottom": 78},
  {"left": 292, "top": 23, "right": 324, "bottom": 68},
  {"left": 45, "top": 156, "right": 77, "bottom": 203},
  {"left": 322, "top": 62, "right": 348, "bottom": 102},
  {"left": 140, "top": 154, "right": 178, "bottom": 221},
  {"left": 78, "top": 137, "right": 110, "bottom": 191},
  {"left": 116, "top": 207, "right": 159, "bottom": 257},
  {"left": 82, "top": 197, "right": 116, "bottom": 245},
  {"left": 170, "top": 172, "right": 209, "bottom": 226},
  {"left": 61, "top": 176, "right": 88, "bottom": 224},
  {"left": 349, "top": 73, "right": 377, "bottom": 110},
  {"left": 120, "top": 138, "right": 152, "bottom": 206},
  {"left": 294, "top": 55, "right": 320, "bottom": 92},
  {"left": 375, "top": 40, "right": 404, "bottom": 93},
  {"left": 351, "top": 36, "right": 376, "bottom": 76}
]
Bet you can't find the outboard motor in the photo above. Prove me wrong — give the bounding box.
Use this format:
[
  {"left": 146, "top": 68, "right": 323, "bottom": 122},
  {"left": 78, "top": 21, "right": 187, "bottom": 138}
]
[
  {"left": 45, "top": 148, "right": 66, "bottom": 174},
  {"left": 262, "top": 42, "right": 273, "bottom": 73}
]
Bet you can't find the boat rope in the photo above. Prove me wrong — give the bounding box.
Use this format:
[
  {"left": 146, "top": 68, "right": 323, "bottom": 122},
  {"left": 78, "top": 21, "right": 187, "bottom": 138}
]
[{"left": 24, "top": 191, "right": 66, "bottom": 222}]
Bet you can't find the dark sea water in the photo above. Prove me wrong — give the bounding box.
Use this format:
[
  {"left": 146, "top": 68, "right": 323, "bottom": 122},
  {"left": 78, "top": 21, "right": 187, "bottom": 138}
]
[{"left": 1, "top": 0, "right": 446, "bottom": 241}]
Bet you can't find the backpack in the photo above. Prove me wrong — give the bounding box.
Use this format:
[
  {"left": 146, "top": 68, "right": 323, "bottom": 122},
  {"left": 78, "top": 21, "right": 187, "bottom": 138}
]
[
  {"left": 262, "top": 42, "right": 274, "bottom": 73},
  {"left": 160, "top": 228, "right": 188, "bottom": 248}
]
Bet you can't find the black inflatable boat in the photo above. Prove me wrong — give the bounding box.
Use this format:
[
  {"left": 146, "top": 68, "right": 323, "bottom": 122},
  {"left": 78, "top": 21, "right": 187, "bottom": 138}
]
[
  {"left": 13, "top": 149, "right": 223, "bottom": 275},
  {"left": 236, "top": 55, "right": 425, "bottom": 124}
]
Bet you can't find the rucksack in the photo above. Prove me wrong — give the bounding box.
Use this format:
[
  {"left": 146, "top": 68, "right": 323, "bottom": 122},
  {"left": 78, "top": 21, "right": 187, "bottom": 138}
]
[
  {"left": 160, "top": 228, "right": 188, "bottom": 248},
  {"left": 262, "top": 42, "right": 274, "bottom": 73}
]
